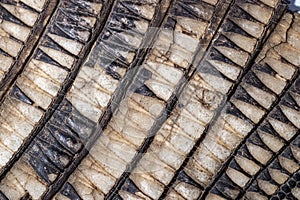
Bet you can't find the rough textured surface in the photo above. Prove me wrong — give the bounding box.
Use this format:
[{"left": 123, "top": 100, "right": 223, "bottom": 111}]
[{"left": 0, "top": 0, "right": 299, "bottom": 200}]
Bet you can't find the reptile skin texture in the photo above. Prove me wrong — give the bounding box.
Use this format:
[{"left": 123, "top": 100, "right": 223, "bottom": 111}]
[{"left": 0, "top": 0, "right": 299, "bottom": 199}]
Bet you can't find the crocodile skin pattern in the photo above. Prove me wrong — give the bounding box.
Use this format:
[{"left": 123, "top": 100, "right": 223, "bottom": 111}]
[{"left": 0, "top": 0, "right": 299, "bottom": 200}]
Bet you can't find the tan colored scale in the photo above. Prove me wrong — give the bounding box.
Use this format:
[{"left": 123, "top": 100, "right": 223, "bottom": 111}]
[
  {"left": 292, "top": 187, "right": 300, "bottom": 199},
  {"left": 165, "top": 189, "right": 186, "bottom": 200},
  {"left": 1, "top": 3, "right": 39, "bottom": 26},
  {"left": 0, "top": 1, "right": 47, "bottom": 82},
  {"left": 20, "top": 0, "right": 47, "bottom": 12},
  {"left": 39, "top": 46, "right": 75, "bottom": 69},
  {"left": 0, "top": 54, "right": 13, "bottom": 81},
  {"left": 0, "top": 160, "right": 47, "bottom": 200},
  {"left": 16, "top": 59, "right": 69, "bottom": 109},
  {"left": 173, "top": 181, "right": 202, "bottom": 200},
  {"left": 0, "top": 97, "right": 43, "bottom": 167}
]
